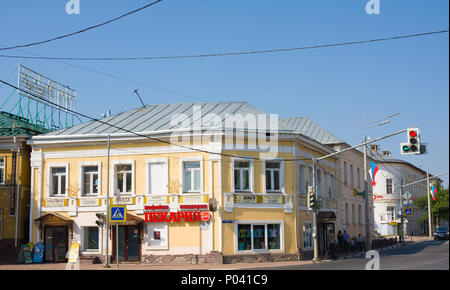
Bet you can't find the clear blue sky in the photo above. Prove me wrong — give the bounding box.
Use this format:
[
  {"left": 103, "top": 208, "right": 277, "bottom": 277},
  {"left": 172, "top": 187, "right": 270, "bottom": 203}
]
[{"left": 1, "top": 0, "right": 448, "bottom": 187}]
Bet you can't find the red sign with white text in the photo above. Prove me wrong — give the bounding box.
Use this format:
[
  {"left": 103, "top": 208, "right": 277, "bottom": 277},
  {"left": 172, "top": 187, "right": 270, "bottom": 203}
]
[{"left": 144, "top": 211, "right": 211, "bottom": 223}]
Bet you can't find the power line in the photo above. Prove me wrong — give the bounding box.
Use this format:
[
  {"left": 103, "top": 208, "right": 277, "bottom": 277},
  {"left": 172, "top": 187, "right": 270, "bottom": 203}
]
[
  {"left": 0, "top": 0, "right": 164, "bottom": 51},
  {"left": 0, "top": 78, "right": 312, "bottom": 162},
  {"left": 0, "top": 29, "right": 448, "bottom": 60}
]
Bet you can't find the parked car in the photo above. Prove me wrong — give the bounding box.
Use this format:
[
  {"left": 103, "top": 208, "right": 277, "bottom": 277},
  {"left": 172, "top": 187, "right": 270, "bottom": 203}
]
[{"left": 433, "top": 227, "right": 449, "bottom": 240}]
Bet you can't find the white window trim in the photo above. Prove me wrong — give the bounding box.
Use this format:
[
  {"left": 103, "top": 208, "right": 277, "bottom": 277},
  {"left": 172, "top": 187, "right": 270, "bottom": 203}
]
[
  {"left": 234, "top": 220, "right": 284, "bottom": 254},
  {"left": 179, "top": 157, "right": 203, "bottom": 194},
  {"left": 298, "top": 162, "right": 306, "bottom": 196},
  {"left": 111, "top": 160, "right": 135, "bottom": 196},
  {"left": 47, "top": 162, "right": 69, "bottom": 198},
  {"left": 79, "top": 161, "right": 102, "bottom": 197},
  {"left": 231, "top": 157, "right": 254, "bottom": 193},
  {"left": 144, "top": 222, "right": 169, "bottom": 250},
  {"left": 146, "top": 158, "right": 169, "bottom": 195},
  {"left": 263, "top": 159, "right": 285, "bottom": 194},
  {"left": 80, "top": 226, "right": 102, "bottom": 254},
  {"left": 302, "top": 221, "right": 313, "bottom": 250},
  {"left": 0, "top": 156, "right": 5, "bottom": 185}
]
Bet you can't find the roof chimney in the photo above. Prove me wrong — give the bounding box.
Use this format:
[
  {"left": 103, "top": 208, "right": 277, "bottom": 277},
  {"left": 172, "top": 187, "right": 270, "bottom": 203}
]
[
  {"left": 382, "top": 150, "right": 391, "bottom": 157},
  {"left": 370, "top": 144, "right": 379, "bottom": 153}
]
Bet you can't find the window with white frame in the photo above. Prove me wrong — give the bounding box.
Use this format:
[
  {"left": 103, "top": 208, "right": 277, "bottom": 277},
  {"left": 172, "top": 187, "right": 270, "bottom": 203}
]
[
  {"left": 350, "top": 164, "right": 354, "bottom": 187},
  {"left": 316, "top": 169, "right": 322, "bottom": 196},
  {"left": 308, "top": 166, "right": 313, "bottom": 188},
  {"left": 183, "top": 161, "right": 201, "bottom": 193},
  {"left": 234, "top": 161, "right": 251, "bottom": 192},
  {"left": 358, "top": 205, "right": 362, "bottom": 224},
  {"left": 303, "top": 223, "right": 313, "bottom": 249},
  {"left": 51, "top": 167, "right": 66, "bottom": 196},
  {"left": 298, "top": 164, "right": 306, "bottom": 195},
  {"left": 344, "top": 162, "right": 347, "bottom": 185},
  {"left": 386, "top": 179, "right": 393, "bottom": 194},
  {"left": 82, "top": 166, "right": 99, "bottom": 196},
  {"left": 352, "top": 204, "right": 356, "bottom": 224},
  {"left": 115, "top": 164, "right": 132, "bottom": 194},
  {"left": 0, "top": 157, "right": 5, "bottom": 185},
  {"left": 237, "top": 223, "right": 281, "bottom": 251},
  {"left": 265, "top": 161, "right": 281, "bottom": 192},
  {"left": 330, "top": 174, "right": 335, "bottom": 199},
  {"left": 82, "top": 227, "right": 99, "bottom": 251},
  {"left": 357, "top": 167, "right": 361, "bottom": 188},
  {"left": 345, "top": 203, "right": 349, "bottom": 224}
]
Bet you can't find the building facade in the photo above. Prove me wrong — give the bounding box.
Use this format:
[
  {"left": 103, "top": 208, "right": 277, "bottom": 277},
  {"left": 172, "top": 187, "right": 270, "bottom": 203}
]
[
  {"left": 282, "top": 117, "right": 375, "bottom": 244},
  {"left": 369, "top": 145, "right": 430, "bottom": 236},
  {"left": 28, "top": 102, "right": 339, "bottom": 263},
  {"left": 0, "top": 112, "right": 47, "bottom": 262}
]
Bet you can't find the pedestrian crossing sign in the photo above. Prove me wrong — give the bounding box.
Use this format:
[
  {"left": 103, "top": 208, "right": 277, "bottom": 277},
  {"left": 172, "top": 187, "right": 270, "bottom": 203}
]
[
  {"left": 109, "top": 205, "right": 127, "bottom": 223},
  {"left": 404, "top": 207, "right": 413, "bottom": 217}
]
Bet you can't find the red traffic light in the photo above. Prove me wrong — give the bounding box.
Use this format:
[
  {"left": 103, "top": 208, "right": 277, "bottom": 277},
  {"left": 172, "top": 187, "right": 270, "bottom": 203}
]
[{"left": 409, "top": 130, "right": 417, "bottom": 137}]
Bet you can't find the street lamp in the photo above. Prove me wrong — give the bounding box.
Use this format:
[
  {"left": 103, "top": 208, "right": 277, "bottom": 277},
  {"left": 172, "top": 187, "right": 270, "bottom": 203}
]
[{"left": 360, "top": 112, "right": 399, "bottom": 251}]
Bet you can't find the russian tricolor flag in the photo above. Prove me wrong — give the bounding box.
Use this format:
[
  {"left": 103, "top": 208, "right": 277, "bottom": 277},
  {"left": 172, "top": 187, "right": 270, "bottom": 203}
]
[
  {"left": 430, "top": 185, "right": 437, "bottom": 201},
  {"left": 370, "top": 162, "right": 379, "bottom": 186}
]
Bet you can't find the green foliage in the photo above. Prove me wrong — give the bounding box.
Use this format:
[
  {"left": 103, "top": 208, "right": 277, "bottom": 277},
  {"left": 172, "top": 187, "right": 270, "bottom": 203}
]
[{"left": 413, "top": 187, "right": 449, "bottom": 223}]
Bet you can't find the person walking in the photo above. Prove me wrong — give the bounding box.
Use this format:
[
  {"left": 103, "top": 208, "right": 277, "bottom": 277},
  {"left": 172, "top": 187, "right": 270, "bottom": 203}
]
[
  {"left": 337, "top": 230, "right": 343, "bottom": 255},
  {"left": 326, "top": 229, "right": 336, "bottom": 259},
  {"left": 343, "top": 231, "right": 350, "bottom": 254}
]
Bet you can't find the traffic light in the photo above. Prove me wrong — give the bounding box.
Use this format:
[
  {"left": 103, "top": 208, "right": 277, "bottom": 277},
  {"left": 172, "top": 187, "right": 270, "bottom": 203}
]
[
  {"left": 401, "top": 128, "right": 421, "bottom": 155},
  {"left": 307, "top": 186, "right": 316, "bottom": 210},
  {"left": 95, "top": 213, "right": 105, "bottom": 227}
]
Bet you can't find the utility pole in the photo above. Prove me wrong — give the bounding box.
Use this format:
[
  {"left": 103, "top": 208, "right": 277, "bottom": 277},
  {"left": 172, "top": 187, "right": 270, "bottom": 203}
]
[
  {"left": 105, "top": 134, "right": 111, "bottom": 268},
  {"left": 312, "top": 126, "right": 409, "bottom": 262},
  {"left": 399, "top": 181, "right": 405, "bottom": 243},
  {"left": 426, "top": 170, "right": 432, "bottom": 238},
  {"left": 312, "top": 158, "right": 319, "bottom": 262}
]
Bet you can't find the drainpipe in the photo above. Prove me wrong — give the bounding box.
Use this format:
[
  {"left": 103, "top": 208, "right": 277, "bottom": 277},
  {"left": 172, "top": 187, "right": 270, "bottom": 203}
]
[{"left": 13, "top": 137, "right": 21, "bottom": 247}]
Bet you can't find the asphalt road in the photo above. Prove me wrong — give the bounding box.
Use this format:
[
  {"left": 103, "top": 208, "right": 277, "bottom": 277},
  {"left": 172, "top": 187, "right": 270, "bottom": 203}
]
[{"left": 247, "top": 240, "right": 449, "bottom": 270}]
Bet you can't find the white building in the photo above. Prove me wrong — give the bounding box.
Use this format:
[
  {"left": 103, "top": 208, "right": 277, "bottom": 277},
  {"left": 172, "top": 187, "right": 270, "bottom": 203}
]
[{"left": 369, "top": 145, "right": 431, "bottom": 236}]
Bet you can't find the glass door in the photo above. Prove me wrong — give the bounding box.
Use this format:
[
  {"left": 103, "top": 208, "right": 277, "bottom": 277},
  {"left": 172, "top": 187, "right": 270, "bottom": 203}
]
[
  {"left": 127, "top": 226, "right": 140, "bottom": 261},
  {"left": 44, "top": 226, "right": 68, "bottom": 262}
]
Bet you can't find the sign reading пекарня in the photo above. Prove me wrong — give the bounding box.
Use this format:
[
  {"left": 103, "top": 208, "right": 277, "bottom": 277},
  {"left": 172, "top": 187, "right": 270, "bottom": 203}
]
[{"left": 144, "top": 211, "right": 211, "bottom": 223}]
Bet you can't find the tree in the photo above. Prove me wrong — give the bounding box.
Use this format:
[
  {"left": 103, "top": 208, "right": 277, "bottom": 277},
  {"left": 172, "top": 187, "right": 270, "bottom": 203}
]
[{"left": 414, "top": 187, "right": 449, "bottom": 226}]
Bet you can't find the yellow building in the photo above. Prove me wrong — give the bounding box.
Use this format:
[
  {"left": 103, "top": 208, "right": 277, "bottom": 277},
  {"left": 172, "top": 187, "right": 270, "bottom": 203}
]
[
  {"left": 28, "top": 102, "right": 339, "bottom": 263},
  {"left": 0, "top": 112, "right": 47, "bottom": 262}
]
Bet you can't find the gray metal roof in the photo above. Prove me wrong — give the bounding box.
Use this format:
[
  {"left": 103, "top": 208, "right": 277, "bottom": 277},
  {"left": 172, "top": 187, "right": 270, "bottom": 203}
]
[
  {"left": 43, "top": 102, "right": 295, "bottom": 137},
  {"left": 281, "top": 117, "right": 344, "bottom": 145}
]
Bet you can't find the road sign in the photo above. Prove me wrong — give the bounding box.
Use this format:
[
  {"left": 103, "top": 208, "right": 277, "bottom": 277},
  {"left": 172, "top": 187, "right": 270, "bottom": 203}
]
[
  {"left": 109, "top": 205, "right": 127, "bottom": 223},
  {"left": 404, "top": 207, "right": 413, "bottom": 217}
]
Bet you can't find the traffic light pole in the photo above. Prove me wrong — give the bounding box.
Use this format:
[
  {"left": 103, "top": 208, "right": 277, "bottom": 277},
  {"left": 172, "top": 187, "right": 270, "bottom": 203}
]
[
  {"left": 426, "top": 170, "right": 432, "bottom": 238},
  {"left": 105, "top": 134, "right": 111, "bottom": 268},
  {"left": 311, "top": 127, "right": 413, "bottom": 261},
  {"left": 312, "top": 158, "right": 319, "bottom": 262}
]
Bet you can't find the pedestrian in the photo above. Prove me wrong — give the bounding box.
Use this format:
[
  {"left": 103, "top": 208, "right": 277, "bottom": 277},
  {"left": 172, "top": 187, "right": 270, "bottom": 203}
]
[
  {"left": 357, "top": 234, "right": 363, "bottom": 251},
  {"left": 337, "top": 230, "right": 343, "bottom": 254},
  {"left": 343, "top": 231, "right": 350, "bottom": 254},
  {"left": 326, "top": 230, "right": 336, "bottom": 259}
]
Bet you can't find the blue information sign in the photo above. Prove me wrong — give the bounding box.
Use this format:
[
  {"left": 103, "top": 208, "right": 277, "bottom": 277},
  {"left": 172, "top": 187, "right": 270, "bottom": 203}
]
[
  {"left": 109, "top": 205, "right": 126, "bottom": 223},
  {"left": 404, "top": 207, "right": 413, "bottom": 216}
]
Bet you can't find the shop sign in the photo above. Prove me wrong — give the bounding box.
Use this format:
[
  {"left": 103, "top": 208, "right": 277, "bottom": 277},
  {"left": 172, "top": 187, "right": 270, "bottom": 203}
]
[
  {"left": 111, "top": 196, "right": 135, "bottom": 205},
  {"left": 262, "top": 195, "right": 284, "bottom": 204},
  {"left": 146, "top": 195, "right": 169, "bottom": 205},
  {"left": 234, "top": 194, "right": 285, "bottom": 204},
  {"left": 144, "top": 211, "right": 209, "bottom": 223},
  {"left": 181, "top": 195, "right": 208, "bottom": 204},
  {"left": 179, "top": 204, "right": 208, "bottom": 211},
  {"left": 200, "top": 211, "right": 211, "bottom": 222},
  {"left": 78, "top": 198, "right": 100, "bottom": 207},
  {"left": 145, "top": 205, "right": 169, "bottom": 211},
  {"left": 45, "top": 198, "right": 67, "bottom": 207}
]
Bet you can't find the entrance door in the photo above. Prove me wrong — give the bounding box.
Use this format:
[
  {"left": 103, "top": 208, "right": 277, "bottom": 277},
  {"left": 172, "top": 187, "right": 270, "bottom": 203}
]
[
  {"left": 44, "top": 226, "right": 68, "bottom": 262},
  {"left": 114, "top": 226, "right": 141, "bottom": 262}
]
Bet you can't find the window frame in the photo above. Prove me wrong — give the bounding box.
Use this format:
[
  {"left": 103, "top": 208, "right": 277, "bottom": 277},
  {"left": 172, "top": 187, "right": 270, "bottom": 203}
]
[
  {"left": 146, "top": 158, "right": 169, "bottom": 195},
  {"left": 79, "top": 161, "right": 101, "bottom": 197},
  {"left": 303, "top": 222, "right": 313, "bottom": 250},
  {"left": 0, "top": 157, "right": 5, "bottom": 185},
  {"left": 298, "top": 163, "right": 306, "bottom": 196},
  {"left": 47, "top": 163, "right": 69, "bottom": 198},
  {"left": 232, "top": 158, "right": 254, "bottom": 193},
  {"left": 386, "top": 178, "right": 393, "bottom": 194},
  {"left": 235, "top": 221, "right": 284, "bottom": 254},
  {"left": 112, "top": 160, "right": 135, "bottom": 196},
  {"left": 182, "top": 160, "right": 202, "bottom": 193},
  {"left": 264, "top": 160, "right": 284, "bottom": 193},
  {"left": 81, "top": 226, "right": 100, "bottom": 253}
]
